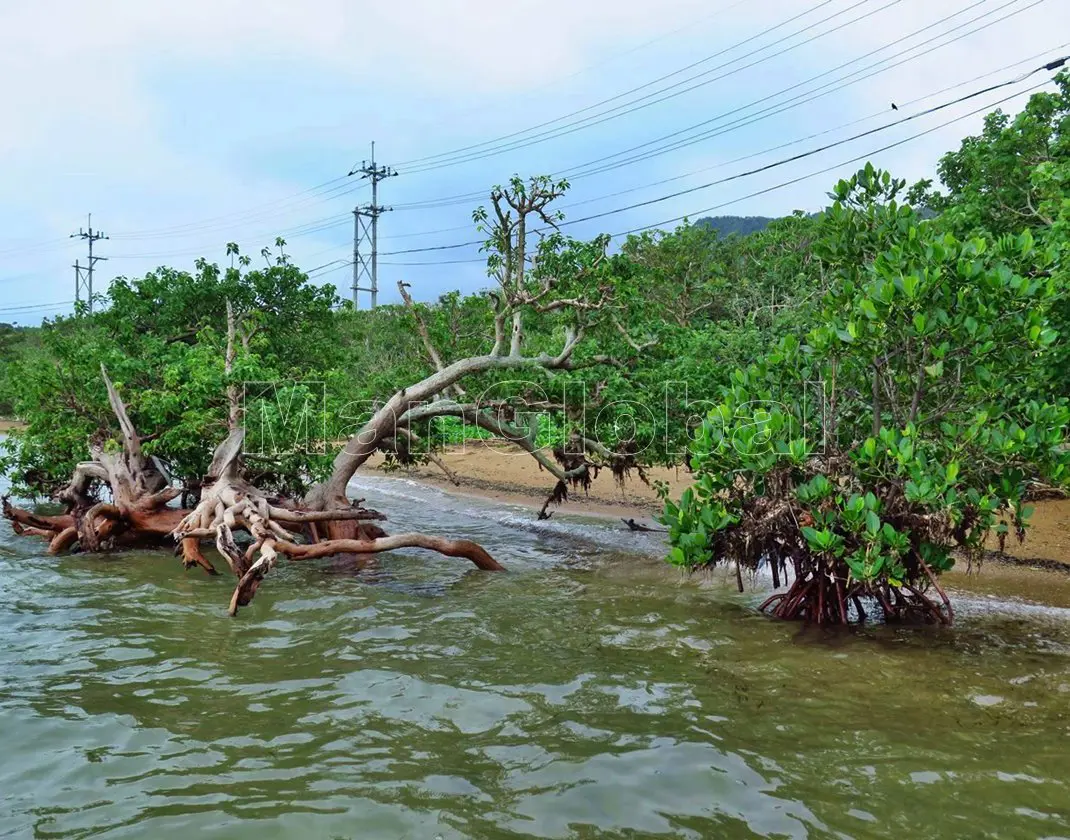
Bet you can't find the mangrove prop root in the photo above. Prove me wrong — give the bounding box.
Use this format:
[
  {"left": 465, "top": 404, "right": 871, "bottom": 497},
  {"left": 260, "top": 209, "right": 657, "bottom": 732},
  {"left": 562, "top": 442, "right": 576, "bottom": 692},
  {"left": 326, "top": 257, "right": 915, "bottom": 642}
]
[
  {"left": 919, "top": 556, "right": 954, "bottom": 624},
  {"left": 758, "top": 592, "right": 787, "bottom": 612},
  {"left": 48, "top": 526, "right": 78, "bottom": 555},
  {"left": 758, "top": 564, "right": 952, "bottom": 626}
]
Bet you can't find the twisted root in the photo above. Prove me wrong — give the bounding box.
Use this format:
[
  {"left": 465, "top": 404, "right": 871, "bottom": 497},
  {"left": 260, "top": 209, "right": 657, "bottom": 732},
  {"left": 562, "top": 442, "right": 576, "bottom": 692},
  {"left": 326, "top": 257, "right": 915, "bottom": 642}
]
[{"left": 173, "top": 475, "right": 503, "bottom": 616}]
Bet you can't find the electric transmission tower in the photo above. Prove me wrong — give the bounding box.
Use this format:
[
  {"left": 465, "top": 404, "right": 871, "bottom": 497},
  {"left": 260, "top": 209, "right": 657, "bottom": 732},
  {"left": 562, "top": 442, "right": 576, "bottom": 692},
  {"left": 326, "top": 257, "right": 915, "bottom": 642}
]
[
  {"left": 349, "top": 142, "right": 396, "bottom": 309},
  {"left": 71, "top": 214, "right": 108, "bottom": 314}
]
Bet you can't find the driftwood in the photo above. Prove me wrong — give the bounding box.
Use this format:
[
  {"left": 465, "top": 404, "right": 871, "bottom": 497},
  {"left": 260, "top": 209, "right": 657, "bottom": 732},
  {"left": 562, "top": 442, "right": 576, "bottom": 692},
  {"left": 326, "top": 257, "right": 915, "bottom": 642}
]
[{"left": 621, "top": 518, "right": 666, "bottom": 533}]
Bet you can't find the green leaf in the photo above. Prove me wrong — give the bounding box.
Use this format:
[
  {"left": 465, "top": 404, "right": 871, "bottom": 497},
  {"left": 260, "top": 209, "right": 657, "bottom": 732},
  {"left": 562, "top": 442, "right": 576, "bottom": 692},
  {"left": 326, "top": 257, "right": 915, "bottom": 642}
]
[{"left": 865, "top": 510, "right": 880, "bottom": 536}]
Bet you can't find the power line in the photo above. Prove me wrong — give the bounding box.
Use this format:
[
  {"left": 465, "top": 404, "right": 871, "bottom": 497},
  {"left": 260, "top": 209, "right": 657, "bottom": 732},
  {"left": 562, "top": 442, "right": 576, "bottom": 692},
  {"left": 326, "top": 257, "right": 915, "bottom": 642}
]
[
  {"left": 0, "top": 300, "right": 75, "bottom": 314},
  {"left": 108, "top": 175, "right": 360, "bottom": 241},
  {"left": 1, "top": 3, "right": 1053, "bottom": 285},
  {"left": 365, "top": 42, "right": 1065, "bottom": 255},
  {"left": 402, "top": 0, "right": 902, "bottom": 174},
  {"left": 2, "top": 73, "right": 1056, "bottom": 312},
  {"left": 385, "top": 0, "right": 1033, "bottom": 213},
  {"left": 15, "top": 0, "right": 754, "bottom": 252},
  {"left": 382, "top": 257, "right": 486, "bottom": 266},
  {"left": 616, "top": 80, "right": 1050, "bottom": 236},
  {"left": 375, "top": 59, "right": 1060, "bottom": 258},
  {"left": 106, "top": 206, "right": 363, "bottom": 261},
  {"left": 549, "top": 41, "right": 1068, "bottom": 215},
  {"left": 395, "top": 0, "right": 844, "bottom": 170},
  {"left": 81, "top": 23, "right": 1063, "bottom": 273},
  {"left": 289, "top": 76, "right": 1054, "bottom": 274},
  {"left": 307, "top": 260, "right": 353, "bottom": 278},
  {"left": 0, "top": 237, "right": 71, "bottom": 259},
  {"left": 21, "top": 1, "right": 1035, "bottom": 265},
  {"left": 561, "top": 0, "right": 1041, "bottom": 180},
  {"left": 551, "top": 57, "right": 1062, "bottom": 229},
  {"left": 375, "top": 79, "right": 1049, "bottom": 272},
  {"left": 394, "top": 77, "right": 1049, "bottom": 264}
]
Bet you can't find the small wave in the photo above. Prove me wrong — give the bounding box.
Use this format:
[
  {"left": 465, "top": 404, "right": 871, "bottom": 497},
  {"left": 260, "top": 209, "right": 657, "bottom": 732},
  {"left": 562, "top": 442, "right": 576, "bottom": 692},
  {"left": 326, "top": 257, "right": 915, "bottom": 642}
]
[{"left": 951, "top": 593, "right": 1070, "bottom": 622}]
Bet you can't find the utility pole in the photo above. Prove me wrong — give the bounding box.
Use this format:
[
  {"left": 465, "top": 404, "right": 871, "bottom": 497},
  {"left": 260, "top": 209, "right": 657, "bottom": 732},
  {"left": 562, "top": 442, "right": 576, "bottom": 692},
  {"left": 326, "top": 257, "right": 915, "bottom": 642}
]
[
  {"left": 71, "top": 214, "right": 108, "bottom": 314},
  {"left": 349, "top": 141, "right": 396, "bottom": 309}
]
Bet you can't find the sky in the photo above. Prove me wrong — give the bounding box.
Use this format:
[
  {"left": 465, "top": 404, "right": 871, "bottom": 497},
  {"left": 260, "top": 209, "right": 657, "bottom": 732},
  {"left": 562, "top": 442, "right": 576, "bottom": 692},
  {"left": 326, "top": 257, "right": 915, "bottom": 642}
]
[{"left": 0, "top": 0, "right": 1067, "bottom": 323}]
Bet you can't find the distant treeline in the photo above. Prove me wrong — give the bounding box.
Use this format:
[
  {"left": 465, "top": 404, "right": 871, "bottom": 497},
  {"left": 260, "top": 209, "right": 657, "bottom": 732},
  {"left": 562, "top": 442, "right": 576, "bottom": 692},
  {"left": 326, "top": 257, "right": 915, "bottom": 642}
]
[{"left": 695, "top": 215, "right": 776, "bottom": 237}]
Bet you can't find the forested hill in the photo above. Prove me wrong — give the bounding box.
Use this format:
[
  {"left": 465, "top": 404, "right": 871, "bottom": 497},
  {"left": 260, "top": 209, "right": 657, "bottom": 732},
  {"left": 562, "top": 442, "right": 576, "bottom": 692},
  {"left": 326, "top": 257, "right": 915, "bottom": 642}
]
[{"left": 694, "top": 215, "right": 776, "bottom": 237}]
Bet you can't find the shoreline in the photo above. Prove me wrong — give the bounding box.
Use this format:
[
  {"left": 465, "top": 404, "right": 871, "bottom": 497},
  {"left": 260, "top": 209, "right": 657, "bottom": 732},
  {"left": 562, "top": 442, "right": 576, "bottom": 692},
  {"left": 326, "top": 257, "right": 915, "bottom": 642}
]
[
  {"left": 364, "top": 455, "right": 1070, "bottom": 607},
  {"left": 365, "top": 444, "right": 1070, "bottom": 570},
  {"left": 0, "top": 419, "right": 26, "bottom": 433}
]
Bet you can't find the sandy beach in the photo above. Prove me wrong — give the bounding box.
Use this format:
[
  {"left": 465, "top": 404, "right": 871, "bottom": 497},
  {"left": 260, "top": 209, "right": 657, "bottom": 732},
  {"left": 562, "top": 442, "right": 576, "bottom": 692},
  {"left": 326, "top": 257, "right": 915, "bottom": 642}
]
[{"left": 365, "top": 441, "right": 692, "bottom": 525}]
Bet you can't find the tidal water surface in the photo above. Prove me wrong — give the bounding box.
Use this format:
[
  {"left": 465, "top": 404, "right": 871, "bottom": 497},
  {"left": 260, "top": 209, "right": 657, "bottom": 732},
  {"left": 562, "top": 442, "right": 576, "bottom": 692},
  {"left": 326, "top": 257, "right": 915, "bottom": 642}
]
[{"left": 1, "top": 472, "right": 1069, "bottom": 838}]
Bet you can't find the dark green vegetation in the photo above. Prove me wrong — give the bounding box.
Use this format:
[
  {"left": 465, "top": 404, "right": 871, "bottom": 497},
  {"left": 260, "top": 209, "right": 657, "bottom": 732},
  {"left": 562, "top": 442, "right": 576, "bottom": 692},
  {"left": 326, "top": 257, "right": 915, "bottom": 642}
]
[
  {"left": 695, "top": 214, "right": 776, "bottom": 237},
  {"left": 0, "top": 323, "right": 39, "bottom": 418},
  {"left": 3, "top": 77, "right": 1069, "bottom": 623}
]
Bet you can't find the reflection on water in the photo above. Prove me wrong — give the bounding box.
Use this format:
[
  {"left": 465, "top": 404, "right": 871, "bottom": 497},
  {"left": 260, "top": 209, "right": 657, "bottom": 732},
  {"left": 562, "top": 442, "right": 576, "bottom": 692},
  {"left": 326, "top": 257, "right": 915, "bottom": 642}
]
[{"left": 0, "top": 471, "right": 1069, "bottom": 838}]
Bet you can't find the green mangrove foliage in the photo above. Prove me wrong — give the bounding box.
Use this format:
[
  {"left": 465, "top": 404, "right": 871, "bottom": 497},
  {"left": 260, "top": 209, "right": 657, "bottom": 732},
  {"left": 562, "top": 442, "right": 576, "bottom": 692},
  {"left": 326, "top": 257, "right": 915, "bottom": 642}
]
[{"left": 662, "top": 89, "right": 1070, "bottom": 623}]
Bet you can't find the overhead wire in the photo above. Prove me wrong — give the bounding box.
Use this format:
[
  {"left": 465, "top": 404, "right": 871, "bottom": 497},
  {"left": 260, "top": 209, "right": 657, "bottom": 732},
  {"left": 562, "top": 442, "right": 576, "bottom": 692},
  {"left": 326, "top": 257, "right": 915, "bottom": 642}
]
[
  {"left": 398, "top": 0, "right": 886, "bottom": 173},
  {"left": 35, "top": 0, "right": 1037, "bottom": 258},
  {"left": 372, "top": 61, "right": 1061, "bottom": 261},
  {"left": 562, "top": 0, "right": 1043, "bottom": 180},
  {"left": 386, "top": 0, "right": 1035, "bottom": 213},
  {"left": 375, "top": 39, "right": 1064, "bottom": 242},
  {"left": 3, "top": 71, "right": 1056, "bottom": 312},
  {"left": 393, "top": 0, "right": 841, "bottom": 169}
]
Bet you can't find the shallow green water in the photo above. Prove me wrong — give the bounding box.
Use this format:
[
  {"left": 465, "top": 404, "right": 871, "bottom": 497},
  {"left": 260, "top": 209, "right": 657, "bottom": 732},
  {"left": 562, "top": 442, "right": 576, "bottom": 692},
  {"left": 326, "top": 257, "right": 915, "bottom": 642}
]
[{"left": 1, "top": 473, "right": 1069, "bottom": 839}]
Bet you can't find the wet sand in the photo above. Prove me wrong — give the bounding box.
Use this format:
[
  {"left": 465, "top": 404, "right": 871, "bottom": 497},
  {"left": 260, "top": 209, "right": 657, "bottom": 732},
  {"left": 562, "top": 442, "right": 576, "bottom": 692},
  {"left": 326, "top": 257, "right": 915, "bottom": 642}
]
[{"left": 0, "top": 420, "right": 25, "bottom": 433}]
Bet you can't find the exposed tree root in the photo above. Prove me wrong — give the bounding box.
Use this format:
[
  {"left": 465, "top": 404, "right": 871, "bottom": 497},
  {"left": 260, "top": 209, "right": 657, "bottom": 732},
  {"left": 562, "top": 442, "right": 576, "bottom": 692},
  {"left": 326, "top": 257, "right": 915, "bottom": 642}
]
[
  {"left": 3, "top": 496, "right": 74, "bottom": 533},
  {"left": 276, "top": 534, "right": 505, "bottom": 569},
  {"left": 178, "top": 536, "right": 218, "bottom": 575},
  {"left": 167, "top": 428, "right": 505, "bottom": 615},
  {"left": 48, "top": 526, "right": 79, "bottom": 556},
  {"left": 4, "top": 369, "right": 506, "bottom": 617}
]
